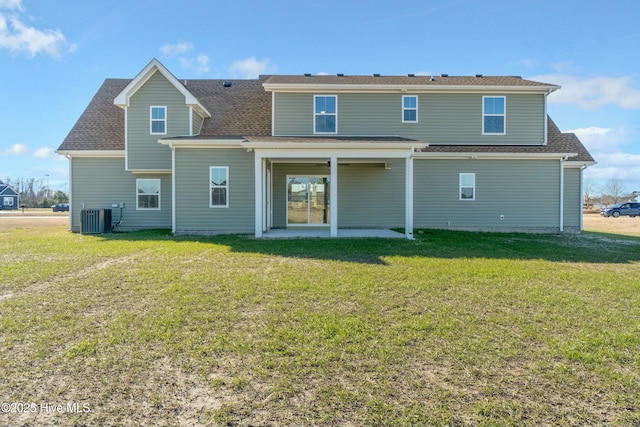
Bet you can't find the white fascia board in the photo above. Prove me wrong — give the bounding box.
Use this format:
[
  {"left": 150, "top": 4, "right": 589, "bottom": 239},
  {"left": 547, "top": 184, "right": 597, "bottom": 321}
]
[
  {"left": 251, "top": 147, "right": 417, "bottom": 159},
  {"left": 159, "top": 138, "right": 246, "bottom": 148},
  {"left": 114, "top": 58, "right": 211, "bottom": 117},
  {"left": 55, "top": 150, "right": 125, "bottom": 158},
  {"left": 263, "top": 83, "right": 559, "bottom": 94},
  {"left": 242, "top": 141, "right": 427, "bottom": 150},
  {"left": 565, "top": 161, "right": 597, "bottom": 168},
  {"left": 130, "top": 169, "right": 172, "bottom": 174},
  {"left": 415, "top": 151, "right": 578, "bottom": 160}
]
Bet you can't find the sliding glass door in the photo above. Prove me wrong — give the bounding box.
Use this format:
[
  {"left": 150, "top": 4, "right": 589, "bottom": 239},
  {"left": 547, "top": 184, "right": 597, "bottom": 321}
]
[{"left": 287, "top": 176, "right": 330, "bottom": 226}]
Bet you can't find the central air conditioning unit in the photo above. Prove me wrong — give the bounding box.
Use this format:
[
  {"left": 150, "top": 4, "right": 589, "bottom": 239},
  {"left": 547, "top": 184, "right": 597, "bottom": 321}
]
[{"left": 80, "top": 209, "right": 112, "bottom": 234}]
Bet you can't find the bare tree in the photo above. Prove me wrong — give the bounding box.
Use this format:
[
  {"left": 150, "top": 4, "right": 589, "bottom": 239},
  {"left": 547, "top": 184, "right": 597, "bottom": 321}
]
[
  {"left": 603, "top": 178, "right": 627, "bottom": 205},
  {"left": 583, "top": 180, "right": 598, "bottom": 208}
]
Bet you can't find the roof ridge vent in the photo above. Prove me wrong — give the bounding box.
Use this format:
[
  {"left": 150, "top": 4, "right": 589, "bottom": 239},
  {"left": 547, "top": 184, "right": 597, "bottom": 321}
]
[
  {"left": 337, "top": 73, "right": 344, "bottom": 77},
  {"left": 441, "top": 73, "right": 449, "bottom": 77},
  {"left": 304, "top": 73, "right": 311, "bottom": 77},
  {"left": 475, "top": 74, "right": 483, "bottom": 78},
  {"left": 223, "top": 81, "right": 232, "bottom": 87},
  {"left": 373, "top": 73, "right": 381, "bottom": 77},
  {"left": 407, "top": 73, "right": 415, "bottom": 77}
]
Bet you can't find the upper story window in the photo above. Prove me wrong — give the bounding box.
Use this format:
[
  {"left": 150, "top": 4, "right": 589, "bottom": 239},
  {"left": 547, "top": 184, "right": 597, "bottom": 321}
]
[
  {"left": 483, "top": 96, "right": 505, "bottom": 135},
  {"left": 314, "top": 95, "right": 337, "bottom": 134},
  {"left": 4, "top": 197, "right": 14, "bottom": 206},
  {"left": 137, "top": 178, "right": 160, "bottom": 210},
  {"left": 150, "top": 106, "right": 167, "bottom": 135},
  {"left": 459, "top": 173, "right": 475, "bottom": 200},
  {"left": 402, "top": 95, "right": 418, "bottom": 123},
  {"left": 210, "top": 166, "right": 229, "bottom": 208}
]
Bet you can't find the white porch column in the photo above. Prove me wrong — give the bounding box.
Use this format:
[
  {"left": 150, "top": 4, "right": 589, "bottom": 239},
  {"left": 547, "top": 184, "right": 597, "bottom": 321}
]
[
  {"left": 254, "top": 152, "right": 263, "bottom": 238},
  {"left": 330, "top": 155, "right": 338, "bottom": 237},
  {"left": 405, "top": 151, "right": 414, "bottom": 240}
]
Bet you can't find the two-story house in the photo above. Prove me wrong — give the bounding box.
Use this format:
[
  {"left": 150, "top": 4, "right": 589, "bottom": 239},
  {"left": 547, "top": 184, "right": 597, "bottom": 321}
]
[{"left": 57, "top": 59, "right": 594, "bottom": 238}]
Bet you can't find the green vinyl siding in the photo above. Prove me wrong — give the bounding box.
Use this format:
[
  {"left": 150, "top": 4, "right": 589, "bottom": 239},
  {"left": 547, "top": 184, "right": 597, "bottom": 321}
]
[
  {"left": 70, "top": 157, "right": 171, "bottom": 231},
  {"left": 127, "top": 71, "right": 190, "bottom": 170},
  {"left": 563, "top": 167, "right": 582, "bottom": 229},
  {"left": 413, "top": 159, "right": 561, "bottom": 231},
  {"left": 271, "top": 160, "right": 405, "bottom": 229},
  {"left": 273, "top": 92, "right": 545, "bottom": 145},
  {"left": 192, "top": 110, "right": 204, "bottom": 136},
  {"left": 174, "top": 148, "right": 255, "bottom": 233}
]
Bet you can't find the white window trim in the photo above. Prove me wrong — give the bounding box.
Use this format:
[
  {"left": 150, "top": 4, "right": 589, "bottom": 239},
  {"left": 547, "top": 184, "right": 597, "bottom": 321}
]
[
  {"left": 313, "top": 95, "right": 338, "bottom": 135},
  {"left": 459, "top": 173, "right": 476, "bottom": 201},
  {"left": 150, "top": 106, "right": 167, "bottom": 135},
  {"left": 482, "top": 96, "right": 506, "bottom": 135},
  {"left": 402, "top": 95, "right": 418, "bottom": 123},
  {"left": 210, "top": 166, "right": 229, "bottom": 208},
  {"left": 4, "top": 197, "right": 14, "bottom": 206},
  {"left": 136, "top": 178, "right": 161, "bottom": 210}
]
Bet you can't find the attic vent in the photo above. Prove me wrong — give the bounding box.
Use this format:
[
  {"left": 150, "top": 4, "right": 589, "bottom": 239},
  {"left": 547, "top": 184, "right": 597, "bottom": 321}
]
[
  {"left": 373, "top": 73, "right": 381, "bottom": 77},
  {"left": 475, "top": 74, "right": 483, "bottom": 78},
  {"left": 441, "top": 74, "right": 449, "bottom": 77},
  {"left": 223, "top": 81, "right": 232, "bottom": 87},
  {"left": 430, "top": 76, "right": 435, "bottom": 81},
  {"left": 337, "top": 73, "right": 344, "bottom": 77},
  {"left": 407, "top": 73, "right": 415, "bottom": 77},
  {"left": 304, "top": 73, "right": 311, "bottom": 77}
]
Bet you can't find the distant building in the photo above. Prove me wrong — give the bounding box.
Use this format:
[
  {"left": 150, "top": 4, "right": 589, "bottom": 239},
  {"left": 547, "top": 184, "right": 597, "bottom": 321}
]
[{"left": 0, "top": 180, "right": 19, "bottom": 210}]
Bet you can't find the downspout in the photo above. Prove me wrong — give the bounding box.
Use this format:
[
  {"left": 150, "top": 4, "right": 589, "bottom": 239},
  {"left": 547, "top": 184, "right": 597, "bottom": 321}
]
[
  {"left": 559, "top": 156, "right": 567, "bottom": 233},
  {"left": 580, "top": 165, "right": 586, "bottom": 231},
  {"left": 171, "top": 143, "right": 176, "bottom": 234},
  {"left": 65, "top": 154, "right": 72, "bottom": 231}
]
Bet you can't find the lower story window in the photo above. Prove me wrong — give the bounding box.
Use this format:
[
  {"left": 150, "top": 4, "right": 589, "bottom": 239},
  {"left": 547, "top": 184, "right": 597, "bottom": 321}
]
[
  {"left": 210, "top": 166, "right": 229, "bottom": 208},
  {"left": 460, "top": 173, "right": 475, "bottom": 200},
  {"left": 137, "top": 178, "right": 160, "bottom": 209}
]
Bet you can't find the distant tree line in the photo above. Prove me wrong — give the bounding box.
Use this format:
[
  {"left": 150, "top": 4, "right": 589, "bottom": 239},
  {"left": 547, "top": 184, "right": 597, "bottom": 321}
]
[
  {"left": 584, "top": 178, "right": 639, "bottom": 208},
  {"left": 3, "top": 177, "right": 69, "bottom": 208}
]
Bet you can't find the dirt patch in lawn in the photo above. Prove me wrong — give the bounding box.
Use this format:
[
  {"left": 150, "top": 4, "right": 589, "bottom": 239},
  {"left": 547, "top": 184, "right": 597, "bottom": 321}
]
[
  {"left": 583, "top": 212, "right": 640, "bottom": 237},
  {"left": 0, "top": 210, "right": 68, "bottom": 229}
]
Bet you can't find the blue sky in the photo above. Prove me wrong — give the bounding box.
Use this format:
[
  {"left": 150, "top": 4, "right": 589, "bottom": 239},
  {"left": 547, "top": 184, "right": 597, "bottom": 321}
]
[{"left": 1, "top": 0, "right": 639, "bottom": 194}]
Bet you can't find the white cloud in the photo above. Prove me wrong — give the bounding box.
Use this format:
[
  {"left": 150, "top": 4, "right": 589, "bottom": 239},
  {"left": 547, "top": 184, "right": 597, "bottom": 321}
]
[
  {"left": 584, "top": 152, "right": 640, "bottom": 191},
  {"left": 0, "top": 4, "right": 73, "bottom": 58},
  {"left": 2, "top": 143, "right": 27, "bottom": 156},
  {"left": 32, "top": 147, "right": 51, "bottom": 159},
  {"left": 179, "top": 53, "right": 209, "bottom": 75},
  {"left": 229, "top": 56, "right": 276, "bottom": 79},
  {"left": 529, "top": 74, "right": 640, "bottom": 110},
  {"left": 159, "top": 42, "right": 193, "bottom": 57},
  {"left": 0, "top": 0, "right": 23, "bottom": 11},
  {"left": 161, "top": 42, "right": 209, "bottom": 75}
]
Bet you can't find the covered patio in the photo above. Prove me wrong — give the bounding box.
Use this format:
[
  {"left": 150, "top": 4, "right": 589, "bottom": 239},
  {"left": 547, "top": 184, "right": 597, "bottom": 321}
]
[
  {"left": 259, "top": 228, "right": 406, "bottom": 239},
  {"left": 243, "top": 137, "right": 427, "bottom": 240}
]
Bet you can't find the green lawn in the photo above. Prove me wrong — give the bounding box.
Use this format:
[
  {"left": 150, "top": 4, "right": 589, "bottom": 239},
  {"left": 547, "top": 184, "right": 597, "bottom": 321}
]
[{"left": 1, "top": 226, "right": 639, "bottom": 426}]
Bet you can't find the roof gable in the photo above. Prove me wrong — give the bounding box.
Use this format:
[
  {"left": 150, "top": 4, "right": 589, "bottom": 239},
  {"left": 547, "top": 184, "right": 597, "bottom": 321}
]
[
  {"left": 114, "top": 58, "right": 211, "bottom": 117},
  {"left": 0, "top": 184, "right": 18, "bottom": 196}
]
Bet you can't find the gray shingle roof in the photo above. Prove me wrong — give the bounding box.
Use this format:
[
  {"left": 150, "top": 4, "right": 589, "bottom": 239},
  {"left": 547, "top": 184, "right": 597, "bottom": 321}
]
[
  {"left": 57, "top": 74, "right": 592, "bottom": 164},
  {"left": 263, "top": 74, "right": 558, "bottom": 88},
  {"left": 58, "top": 79, "right": 129, "bottom": 151}
]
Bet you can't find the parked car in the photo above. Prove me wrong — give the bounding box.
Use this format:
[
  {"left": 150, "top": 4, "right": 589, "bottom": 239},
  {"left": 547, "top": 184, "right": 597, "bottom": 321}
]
[
  {"left": 600, "top": 202, "right": 640, "bottom": 218},
  {"left": 52, "top": 204, "right": 69, "bottom": 212}
]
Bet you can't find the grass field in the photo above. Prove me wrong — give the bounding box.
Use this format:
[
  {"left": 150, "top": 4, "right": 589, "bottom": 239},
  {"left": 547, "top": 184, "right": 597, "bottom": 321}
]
[{"left": 1, "top": 225, "right": 639, "bottom": 426}]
